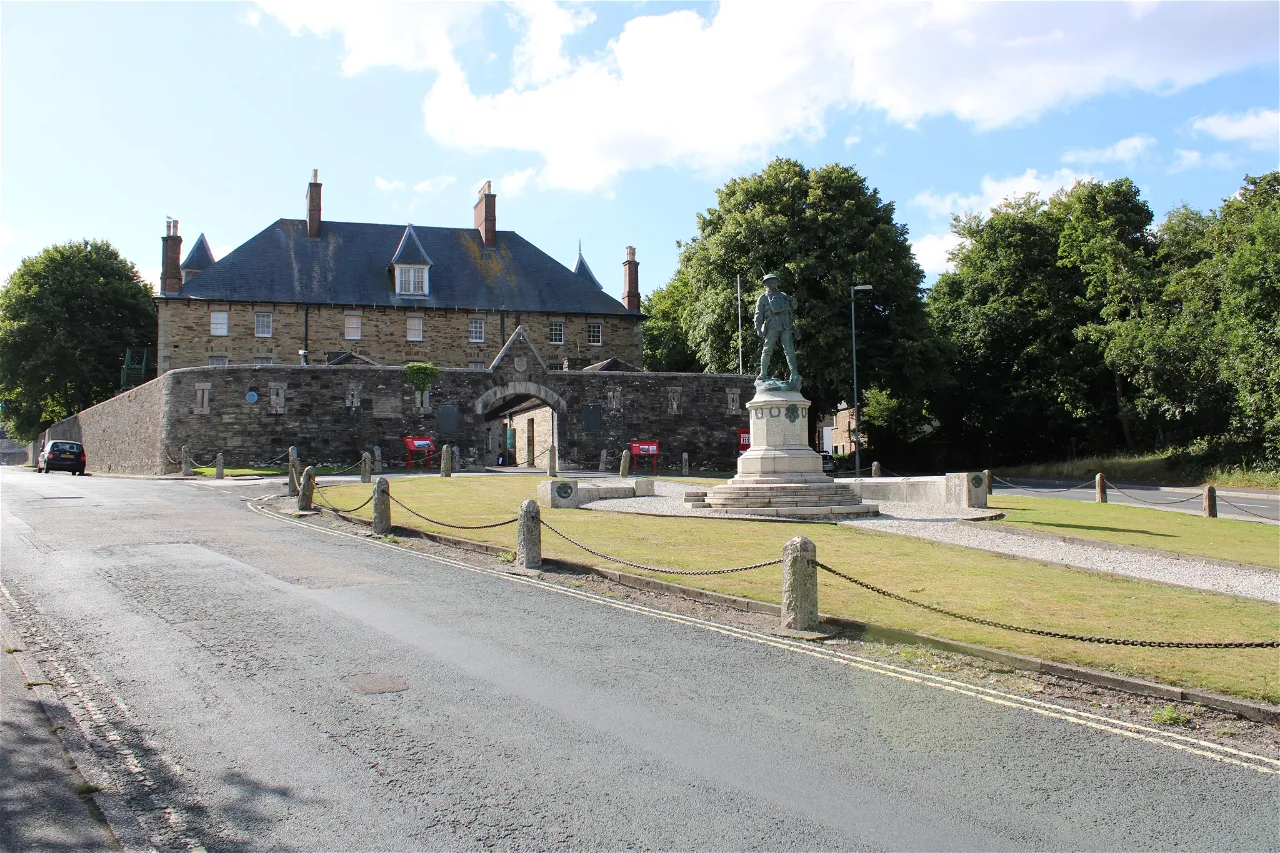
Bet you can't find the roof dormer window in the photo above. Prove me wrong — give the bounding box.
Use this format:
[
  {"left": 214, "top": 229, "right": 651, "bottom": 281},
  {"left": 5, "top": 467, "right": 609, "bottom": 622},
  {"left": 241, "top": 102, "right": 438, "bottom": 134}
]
[
  {"left": 396, "top": 265, "right": 428, "bottom": 295},
  {"left": 390, "top": 224, "right": 433, "bottom": 298}
]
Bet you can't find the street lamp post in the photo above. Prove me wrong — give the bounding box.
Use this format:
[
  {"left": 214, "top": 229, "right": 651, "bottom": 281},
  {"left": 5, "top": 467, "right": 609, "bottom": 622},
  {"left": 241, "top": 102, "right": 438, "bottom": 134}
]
[{"left": 850, "top": 284, "right": 874, "bottom": 477}]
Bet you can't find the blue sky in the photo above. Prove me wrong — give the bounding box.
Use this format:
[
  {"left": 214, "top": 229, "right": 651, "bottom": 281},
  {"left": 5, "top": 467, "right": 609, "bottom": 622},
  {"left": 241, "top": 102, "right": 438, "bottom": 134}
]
[{"left": 2, "top": 2, "right": 1277, "bottom": 300}]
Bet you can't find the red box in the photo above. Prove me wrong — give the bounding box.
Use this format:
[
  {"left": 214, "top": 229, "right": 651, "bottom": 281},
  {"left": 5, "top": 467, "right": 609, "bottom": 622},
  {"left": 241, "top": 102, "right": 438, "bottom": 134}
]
[
  {"left": 738, "top": 428, "right": 751, "bottom": 452},
  {"left": 629, "top": 441, "right": 659, "bottom": 474}
]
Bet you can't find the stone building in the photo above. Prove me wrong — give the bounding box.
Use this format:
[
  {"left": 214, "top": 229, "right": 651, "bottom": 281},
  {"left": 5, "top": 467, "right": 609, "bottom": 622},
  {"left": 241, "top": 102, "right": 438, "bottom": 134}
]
[{"left": 156, "top": 173, "right": 644, "bottom": 374}]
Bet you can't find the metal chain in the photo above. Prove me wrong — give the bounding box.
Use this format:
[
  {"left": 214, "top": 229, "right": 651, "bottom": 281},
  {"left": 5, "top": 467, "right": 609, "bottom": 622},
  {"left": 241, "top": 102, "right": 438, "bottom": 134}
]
[
  {"left": 993, "top": 476, "right": 1094, "bottom": 493},
  {"left": 539, "top": 519, "right": 782, "bottom": 575},
  {"left": 165, "top": 451, "right": 180, "bottom": 465},
  {"left": 312, "top": 488, "right": 376, "bottom": 514},
  {"left": 1102, "top": 478, "right": 1202, "bottom": 505},
  {"left": 258, "top": 449, "right": 291, "bottom": 466},
  {"left": 1216, "top": 495, "right": 1279, "bottom": 521},
  {"left": 323, "top": 458, "right": 366, "bottom": 476},
  {"left": 388, "top": 494, "right": 518, "bottom": 530},
  {"left": 816, "top": 563, "right": 1278, "bottom": 649}
]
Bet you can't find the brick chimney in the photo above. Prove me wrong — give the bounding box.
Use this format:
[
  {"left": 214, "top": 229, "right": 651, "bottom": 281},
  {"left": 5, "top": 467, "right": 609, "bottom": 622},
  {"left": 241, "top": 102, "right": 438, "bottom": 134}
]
[
  {"left": 622, "top": 246, "right": 640, "bottom": 311},
  {"left": 306, "top": 169, "right": 322, "bottom": 239},
  {"left": 161, "top": 218, "right": 182, "bottom": 294},
  {"left": 473, "top": 180, "right": 496, "bottom": 249}
]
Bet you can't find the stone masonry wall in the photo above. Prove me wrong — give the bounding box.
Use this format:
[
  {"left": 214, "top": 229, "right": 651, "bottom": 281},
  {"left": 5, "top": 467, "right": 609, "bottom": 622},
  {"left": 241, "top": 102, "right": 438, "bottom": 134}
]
[
  {"left": 157, "top": 301, "right": 643, "bottom": 374},
  {"left": 40, "top": 375, "right": 169, "bottom": 474},
  {"left": 158, "top": 364, "right": 756, "bottom": 474}
]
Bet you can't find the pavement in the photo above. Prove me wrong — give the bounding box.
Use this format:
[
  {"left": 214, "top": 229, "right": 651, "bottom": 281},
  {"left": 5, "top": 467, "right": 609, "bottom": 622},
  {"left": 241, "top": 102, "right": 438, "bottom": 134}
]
[{"left": 2, "top": 467, "right": 1277, "bottom": 851}]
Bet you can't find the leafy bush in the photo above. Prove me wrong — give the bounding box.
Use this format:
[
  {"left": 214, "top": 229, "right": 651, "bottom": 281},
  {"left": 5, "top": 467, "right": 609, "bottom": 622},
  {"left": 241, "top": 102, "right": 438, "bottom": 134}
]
[{"left": 404, "top": 362, "right": 440, "bottom": 392}]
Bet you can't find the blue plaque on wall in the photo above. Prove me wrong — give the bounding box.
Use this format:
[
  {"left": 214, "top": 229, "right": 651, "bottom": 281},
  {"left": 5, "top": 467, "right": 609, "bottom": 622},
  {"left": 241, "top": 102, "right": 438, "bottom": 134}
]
[{"left": 245, "top": 391, "right": 259, "bottom": 403}]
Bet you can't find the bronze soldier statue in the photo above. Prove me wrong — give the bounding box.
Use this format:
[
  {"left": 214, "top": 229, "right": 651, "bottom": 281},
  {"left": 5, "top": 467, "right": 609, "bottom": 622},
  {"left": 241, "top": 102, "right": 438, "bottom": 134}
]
[{"left": 754, "top": 273, "right": 801, "bottom": 391}]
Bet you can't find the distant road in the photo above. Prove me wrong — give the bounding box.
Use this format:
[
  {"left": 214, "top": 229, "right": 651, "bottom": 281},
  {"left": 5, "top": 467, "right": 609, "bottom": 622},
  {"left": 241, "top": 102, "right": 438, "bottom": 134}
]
[{"left": 992, "top": 476, "right": 1279, "bottom": 525}]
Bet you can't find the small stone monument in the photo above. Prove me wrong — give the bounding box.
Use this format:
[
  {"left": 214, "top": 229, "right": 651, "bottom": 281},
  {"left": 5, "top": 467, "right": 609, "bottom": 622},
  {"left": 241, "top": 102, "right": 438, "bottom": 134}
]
[
  {"left": 619, "top": 449, "right": 631, "bottom": 478},
  {"left": 704, "top": 274, "right": 876, "bottom": 518},
  {"left": 682, "top": 452, "right": 689, "bottom": 476},
  {"left": 547, "top": 444, "right": 558, "bottom": 477},
  {"left": 440, "top": 444, "right": 452, "bottom": 477},
  {"left": 599, "top": 449, "right": 608, "bottom": 472},
  {"left": 373, "top": 446, "right": 383, "bottom": 474}
]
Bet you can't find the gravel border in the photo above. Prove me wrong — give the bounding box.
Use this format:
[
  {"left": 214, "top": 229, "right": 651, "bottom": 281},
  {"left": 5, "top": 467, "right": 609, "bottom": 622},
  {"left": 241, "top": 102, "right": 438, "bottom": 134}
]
[{"left": 581, "top": 480, "right": 1280, "bottom": 603}]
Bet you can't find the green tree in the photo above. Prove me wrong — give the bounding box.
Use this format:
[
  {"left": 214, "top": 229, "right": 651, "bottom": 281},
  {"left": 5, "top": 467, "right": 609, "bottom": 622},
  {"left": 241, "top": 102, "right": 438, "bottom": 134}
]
[
  {"left": 641, "top": 273, "right": 703, "bottom": 373},
  {"left": 0, "top": 240, "right": 156, "bottom": 440},
  {"left": 650, "top": 158, "right": 944, "bottom": 439}
]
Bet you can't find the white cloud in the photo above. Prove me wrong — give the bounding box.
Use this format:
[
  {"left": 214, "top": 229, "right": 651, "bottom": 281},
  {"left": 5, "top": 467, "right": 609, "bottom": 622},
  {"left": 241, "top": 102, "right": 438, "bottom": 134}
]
[
  {"left": 1168, "top": 149, "right": 1239, "bottom": 173},
  {"left": 1188, "top": 108, "right": 1279, "bottom": 149},
  {"left": 914, "top": 167, "right": 1090, "bottom": 218},
  {"left": 258, "top": 1, "right": 1277, "bottom": 191},
  {"left": 497, "top": 168, "right": 537, "bottom": 197},
  {"left": 1062, "top": 134, "right": 1156, "bottom": 165},
  {"left": 911, "top": 231, "right": 962, "bottom": 276},
  {"left": 374, "top": 176, "right": 405, "bottom": 193},
  {"left": 236, "top": 6, "right": 262, "bottom": 27},
  {"left": 412, "top": 175, "right": 456, "bottom": 194},
  {"left": 843, "top": 128, "right": 862, "bottom": 147}
]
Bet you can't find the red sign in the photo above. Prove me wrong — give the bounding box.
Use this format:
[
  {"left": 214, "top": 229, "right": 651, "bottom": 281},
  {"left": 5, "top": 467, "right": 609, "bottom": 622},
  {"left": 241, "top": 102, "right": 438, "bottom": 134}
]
[
  {"left": 629, "top": 441, "right": 659, "bottom": 456},
  {"left": 738, "top": 428, "right": 751, "bottom": 451},
  {"left": 402, "top": 436, "right": 435, "bottom": 470}
]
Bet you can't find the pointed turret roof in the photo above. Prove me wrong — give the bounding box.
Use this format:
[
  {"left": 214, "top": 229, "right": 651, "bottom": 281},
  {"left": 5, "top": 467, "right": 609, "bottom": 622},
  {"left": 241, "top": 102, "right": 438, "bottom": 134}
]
[
  {"left": 573, "top": 247, "right": 602, "bottom": 289},
  {"left": 181, "top": 233, "right": 215, "bottom": 272},
  {"left": 390, "top": 224, "right": 433, "bottom": 266}
]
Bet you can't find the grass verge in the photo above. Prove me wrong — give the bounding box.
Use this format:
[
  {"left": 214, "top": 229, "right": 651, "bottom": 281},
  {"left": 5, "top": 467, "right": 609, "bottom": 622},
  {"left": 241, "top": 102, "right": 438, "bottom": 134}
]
[
  {"left": 322, "top": 474, "right": 1280, "bottom": 704},
  {"left": 194, "top": 464, "right": 363, "bottom": 477},
  {"left": 989, "top": 495, "right": 1279, "bottom": 569}
]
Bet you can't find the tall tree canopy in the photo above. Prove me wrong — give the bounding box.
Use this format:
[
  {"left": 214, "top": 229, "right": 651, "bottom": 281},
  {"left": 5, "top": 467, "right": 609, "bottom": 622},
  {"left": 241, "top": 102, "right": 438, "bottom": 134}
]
[
  {"left": 0, "top": 240, "right": 156, "bottom": 440},
  {"left": 645, "top": 158, "right": 943, "bottom": 439},
  {"left": 928, "top": 172, "right": 1280, "bottom": 467}
]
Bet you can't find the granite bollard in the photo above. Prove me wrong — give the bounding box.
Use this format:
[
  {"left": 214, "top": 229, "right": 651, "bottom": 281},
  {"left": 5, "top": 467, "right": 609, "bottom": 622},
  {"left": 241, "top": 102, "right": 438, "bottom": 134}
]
[
  {"left": 287, "top": 446, "right": 300, "bottom": 497},
  {"left": 517, "top": 499, "right": 542, "bottom": 571},
  {"left": 1203, "top": 484, "right": 1217, "bottom": 518},
  {"left": 682, "top": 452, "right": 689, "bottom": 476},
  {"left": 1095, "top": 473, "right": 1107, "bottom": 504},
  {"left": 547, "top": 444, "right": 558, "bottom": 477},
  {"left": 872, "top": 461, "right": 881, "bottom": 478},
  {"left": 360, "top": 451, "right": 372, "bottom": 484},
  {"left": 298, "top": 465, "right": 316, "bottom": 511},
  {"left": 372, "top": 477, "right": 391, "bottom": 534},
  {"left": 440, "top": 444, "right": 452, "bottom": 478},
  {"left": 373, "top": 445, "right": 383, "bottom": 474},
  {"left": 982, "top": 468, "right": 991, "bottom": 495},
  {"left": 181, "top": 445, "right": 192, "bottom": 477},
  {"left": 214, "top": 452, "right": 224, "bottom": 480},
  {"left": 599, "top": 449, "right": 608, "bottom": 472},
  {"left": 619, "top": 449, "right": 631, "bottom": 478},
  {"left": 780, "top": 536, "right": 819, "bottom": 633}
]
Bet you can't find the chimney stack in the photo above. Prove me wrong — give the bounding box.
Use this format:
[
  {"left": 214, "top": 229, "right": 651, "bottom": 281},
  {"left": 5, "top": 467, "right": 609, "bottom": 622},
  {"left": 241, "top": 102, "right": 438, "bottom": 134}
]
[
  {"left": 622, "top": 246, "right": 640, "bottom": 312},
  {"left": 473, "top": 180, "right": 496, "bottom": 249},
  {"left": 161, "top": 218, "right": 182, "bottom": 294},
  {"left": 306, "top": 169, "right": 322, "bottom": 239}
]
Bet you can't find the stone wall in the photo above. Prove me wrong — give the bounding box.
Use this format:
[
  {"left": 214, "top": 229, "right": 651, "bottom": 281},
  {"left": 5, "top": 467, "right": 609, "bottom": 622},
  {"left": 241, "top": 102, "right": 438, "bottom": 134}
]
[
  {"left": 157, "top": 300, "right": 643, "bottom": 373},
  {"left": 39, "top": 376, "right": 169, "bottom": 474},
  {"left": 41, "top": 326, "right": 758, "bottom": 475}
]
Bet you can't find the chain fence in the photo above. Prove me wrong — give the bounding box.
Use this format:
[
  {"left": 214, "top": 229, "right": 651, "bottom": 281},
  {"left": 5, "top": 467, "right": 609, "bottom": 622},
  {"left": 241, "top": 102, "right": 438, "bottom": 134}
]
[
  {"left": 539, "top": 519, "right": 782, "bottom": 576},
  {"left": 387, "top": 494, "right": 518, "bottom": 530},
  {"left": 1101, "top": 478, "right": 1202, "bottom": 506},
  {"left": 816, "top": 562, "right": 1278, "bottom": 649},
  {"left": 1216, "top": 495, "right": 1279, "bottom": 521},
  {"left": 992, "top": 476, "right": 1095, "bottom": 493},
  {"left": 312, "top": 487, "right": 376, "bottom": 515}
]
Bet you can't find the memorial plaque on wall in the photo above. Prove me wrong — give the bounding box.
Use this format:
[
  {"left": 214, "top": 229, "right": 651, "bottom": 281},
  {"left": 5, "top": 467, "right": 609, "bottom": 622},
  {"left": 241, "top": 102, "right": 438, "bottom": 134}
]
[
  {"left": 582, "top": 405, "right": 602, "bottom": 433},
  {"left": 436, "top": 404, "right": 460, "bottom": 434}
]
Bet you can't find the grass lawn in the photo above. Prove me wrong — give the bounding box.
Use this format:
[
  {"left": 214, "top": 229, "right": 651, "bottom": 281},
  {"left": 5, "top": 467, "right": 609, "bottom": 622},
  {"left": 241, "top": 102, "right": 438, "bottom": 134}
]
[
  {"left": 194, "top": 464, "right": 361, "bottom": 477},
  {"left": 990, "top": 495, "right": 1279, "bottom": 569},
  {"left": 322, "top": 474, "right": 1280, "bottom": 704}
]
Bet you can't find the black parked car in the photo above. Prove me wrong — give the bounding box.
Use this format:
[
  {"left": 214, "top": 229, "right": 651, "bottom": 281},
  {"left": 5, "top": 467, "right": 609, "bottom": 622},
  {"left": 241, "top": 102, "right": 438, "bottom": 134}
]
[
  {"left": 37, "top": 440, "right": 86, "bottom": 475},
  {"left": 819, "top": 451, "right": 835, "bottom": 473}
]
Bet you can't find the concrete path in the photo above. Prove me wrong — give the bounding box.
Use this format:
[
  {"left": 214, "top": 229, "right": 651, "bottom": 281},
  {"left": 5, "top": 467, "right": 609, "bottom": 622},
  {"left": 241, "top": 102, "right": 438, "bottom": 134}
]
[{"left": 2, "top": 468, "right": 1276, "bottom": 851}]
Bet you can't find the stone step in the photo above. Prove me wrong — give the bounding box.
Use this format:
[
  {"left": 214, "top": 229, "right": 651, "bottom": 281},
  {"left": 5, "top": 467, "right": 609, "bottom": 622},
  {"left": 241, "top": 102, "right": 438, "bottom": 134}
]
[{"left": 709, "top": 504, "right": 877, "bottom": 517}]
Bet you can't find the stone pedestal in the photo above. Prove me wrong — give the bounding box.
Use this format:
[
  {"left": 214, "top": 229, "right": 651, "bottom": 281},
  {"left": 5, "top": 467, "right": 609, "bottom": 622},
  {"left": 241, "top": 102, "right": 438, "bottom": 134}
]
[{"left": 704, "top": 389, "right": 878, "bottom": 518}]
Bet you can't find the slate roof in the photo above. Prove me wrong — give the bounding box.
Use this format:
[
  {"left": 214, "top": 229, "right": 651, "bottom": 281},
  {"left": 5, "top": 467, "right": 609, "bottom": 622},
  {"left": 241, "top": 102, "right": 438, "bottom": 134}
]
[
  {"left": 164, "top": 219, "right": 635, "bottom": 315},
  {"left": 181, "top": 233, "right": 216, "bottom": 272},
  {"left": 573, "top": 251, "right": 602, "bottom": 289}
]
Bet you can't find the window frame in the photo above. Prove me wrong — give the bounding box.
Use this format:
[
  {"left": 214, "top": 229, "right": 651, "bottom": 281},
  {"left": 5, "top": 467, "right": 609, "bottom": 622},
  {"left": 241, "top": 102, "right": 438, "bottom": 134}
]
[
  {"left": 209, "top": 311, "right": 229, "bottom": 337},
  {"left": 208, "top": 356, "right": 229, "bottom": 367},
  {"left": 396, "top": 265, "right": 429, "bottom": 296},
  {"left": 344, "top": 314, "right": 362, "bottom": 341},
  {"left": 468, "top": 318, "right": 485, "bottom": 343},
  {"left": 254, "top": 312, "right": 273, "bottom": 338},
  {"left": 586, "top": 321, "right": 603, "bottom": 346},
  {"left": 406, "top": 315, "right": 423, "bottom": 342},
  {"left": 548, "top": 319, "right": 565, "bottom": 345}
]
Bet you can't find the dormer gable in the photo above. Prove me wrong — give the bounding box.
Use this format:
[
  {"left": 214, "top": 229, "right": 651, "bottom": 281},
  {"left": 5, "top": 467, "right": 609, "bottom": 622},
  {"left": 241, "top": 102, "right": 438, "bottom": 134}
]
[
  {"left": 573, "top": 245, "right": 602, "bottom": 290},
  {"left": 180, "top": 233, "right": 216, "bottom": 283},
  {"left": 390, "top": 224, "right": 432, "bottom": 296}
]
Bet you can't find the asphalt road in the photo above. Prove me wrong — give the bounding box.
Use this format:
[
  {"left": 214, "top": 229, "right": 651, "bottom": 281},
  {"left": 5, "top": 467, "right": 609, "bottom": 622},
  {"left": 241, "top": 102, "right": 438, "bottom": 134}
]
[
  {"left": 2, "top": 468, "right": 1277, "bottom": 851},
  {"left": 992, "top": 476, "right": 1280, "bottom": 525}
]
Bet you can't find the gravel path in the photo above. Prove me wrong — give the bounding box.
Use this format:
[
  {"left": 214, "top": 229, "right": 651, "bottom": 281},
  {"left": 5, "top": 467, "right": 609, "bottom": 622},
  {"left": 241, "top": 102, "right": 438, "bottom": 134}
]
[{"left": 582, "top": 479, "right": 1280, "bottom": 603}]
